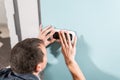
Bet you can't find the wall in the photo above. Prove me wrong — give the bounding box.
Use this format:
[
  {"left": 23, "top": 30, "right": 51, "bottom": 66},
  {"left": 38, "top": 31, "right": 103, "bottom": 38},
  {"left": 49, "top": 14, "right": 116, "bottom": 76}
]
[
  {"left": 41, "top": 0, "right": 120, "bottom": 80},
  {"left": 0, "top": 0, "right": 7, "bottom": 25},
  {"left": 4, "top": 0, "right": 40, "bottom": 47}
]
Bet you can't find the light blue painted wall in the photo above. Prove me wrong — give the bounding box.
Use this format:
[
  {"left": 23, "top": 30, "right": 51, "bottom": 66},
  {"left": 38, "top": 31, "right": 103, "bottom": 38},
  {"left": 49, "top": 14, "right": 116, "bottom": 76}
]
[{"left": 40, "top": 0, "right": 120, "bottom": 80}]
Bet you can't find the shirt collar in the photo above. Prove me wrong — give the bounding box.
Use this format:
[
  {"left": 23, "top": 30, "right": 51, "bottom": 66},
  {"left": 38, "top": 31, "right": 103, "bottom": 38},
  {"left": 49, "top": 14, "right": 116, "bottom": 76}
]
[{"left": 13, "top": 72, "right": 41, "bottom": 80}]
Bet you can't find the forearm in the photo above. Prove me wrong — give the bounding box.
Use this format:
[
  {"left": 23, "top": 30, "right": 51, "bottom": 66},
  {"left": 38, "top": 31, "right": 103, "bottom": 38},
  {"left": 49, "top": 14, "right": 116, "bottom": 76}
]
[
  {"left": 66, "top": 59, "right": 86, "bottom": 80},
  {"left": 58, "top": 31, "right": 85, "bottom": 80}
]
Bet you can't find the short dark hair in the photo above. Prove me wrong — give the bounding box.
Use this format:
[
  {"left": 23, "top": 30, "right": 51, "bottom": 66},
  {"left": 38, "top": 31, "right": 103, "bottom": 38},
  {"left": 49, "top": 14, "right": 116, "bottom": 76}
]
[{"left": 10, "top": 38, "right": 44, "bottom": 74}]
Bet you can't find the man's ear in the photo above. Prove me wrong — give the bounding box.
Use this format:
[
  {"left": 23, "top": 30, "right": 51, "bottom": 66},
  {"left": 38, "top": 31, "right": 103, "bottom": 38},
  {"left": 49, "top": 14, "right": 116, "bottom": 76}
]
[{"left": 35, "top": 63, "right": 42, "bottom": 72}]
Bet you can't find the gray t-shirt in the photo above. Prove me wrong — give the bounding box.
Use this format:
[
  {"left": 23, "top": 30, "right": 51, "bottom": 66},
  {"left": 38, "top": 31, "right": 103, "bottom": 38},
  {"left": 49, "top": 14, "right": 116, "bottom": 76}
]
[{"left": 0, "top": 68, "right": 40, "bottom": 80}]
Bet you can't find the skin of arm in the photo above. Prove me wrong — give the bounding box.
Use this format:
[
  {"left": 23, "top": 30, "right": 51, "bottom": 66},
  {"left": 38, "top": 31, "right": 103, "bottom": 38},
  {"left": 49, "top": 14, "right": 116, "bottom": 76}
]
[{"left": 59, "top": 31, "right": 86, "bottom": 80}]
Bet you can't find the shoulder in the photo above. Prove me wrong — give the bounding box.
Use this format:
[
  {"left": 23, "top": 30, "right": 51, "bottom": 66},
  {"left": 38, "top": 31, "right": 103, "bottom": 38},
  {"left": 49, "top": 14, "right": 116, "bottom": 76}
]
[
  {"left": 0, "top": 68, "right": 12, "bottom": 74},
  {"left": 0, "top": 68, "right": 12, "bottom": 77},
  {"left": 0, "top": 68, "right": 40, "bottom": 80},
  {"left": 0, "top": 68, "right": 22, "bottom": 80}
]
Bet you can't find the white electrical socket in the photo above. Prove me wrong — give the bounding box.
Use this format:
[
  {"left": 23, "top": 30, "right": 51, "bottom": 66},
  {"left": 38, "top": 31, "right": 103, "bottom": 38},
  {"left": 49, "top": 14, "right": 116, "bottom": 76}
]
[{"left": 53, "top": 29, "right": 76, "bottom": 43}]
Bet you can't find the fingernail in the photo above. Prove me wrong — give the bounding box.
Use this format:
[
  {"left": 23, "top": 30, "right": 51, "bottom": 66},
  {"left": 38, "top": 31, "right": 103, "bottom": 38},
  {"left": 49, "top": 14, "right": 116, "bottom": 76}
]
[{"left": 48, "top": 25, "right": 52, "bottom": 27}]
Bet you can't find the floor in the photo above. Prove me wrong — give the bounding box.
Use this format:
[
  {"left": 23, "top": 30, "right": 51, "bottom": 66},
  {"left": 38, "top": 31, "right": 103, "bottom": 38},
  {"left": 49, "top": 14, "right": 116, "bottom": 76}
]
[{"left": 0, "top": 24, "right": 11, "bottom": 69}]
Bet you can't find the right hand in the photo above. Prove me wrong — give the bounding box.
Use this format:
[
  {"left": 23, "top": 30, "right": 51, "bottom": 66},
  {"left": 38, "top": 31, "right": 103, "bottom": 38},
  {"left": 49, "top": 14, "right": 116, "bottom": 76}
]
[
  {"left": 59, "top": 30, "right": 77, "bottom": 65},
  {"left": 59, "top": 31, "right": 86, "bottom": 80}
]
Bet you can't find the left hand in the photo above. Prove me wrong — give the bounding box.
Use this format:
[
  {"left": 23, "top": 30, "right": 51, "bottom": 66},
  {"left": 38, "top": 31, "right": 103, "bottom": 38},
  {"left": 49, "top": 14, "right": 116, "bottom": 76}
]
[{"left": 38, "top": 24, "right": 56, "bottom": 47}]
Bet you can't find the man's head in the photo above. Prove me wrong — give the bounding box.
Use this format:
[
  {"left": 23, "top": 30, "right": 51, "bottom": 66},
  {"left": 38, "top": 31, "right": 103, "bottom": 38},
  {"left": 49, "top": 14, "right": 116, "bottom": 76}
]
[{"left": 10, "top": 38, "right": 47, "bottom": 74}]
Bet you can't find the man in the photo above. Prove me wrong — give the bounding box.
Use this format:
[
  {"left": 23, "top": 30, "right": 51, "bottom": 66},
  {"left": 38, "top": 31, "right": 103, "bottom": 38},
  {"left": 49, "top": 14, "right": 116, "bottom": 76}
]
[{"left": 0, "top": 25, "right": 85, "bottom": 80}]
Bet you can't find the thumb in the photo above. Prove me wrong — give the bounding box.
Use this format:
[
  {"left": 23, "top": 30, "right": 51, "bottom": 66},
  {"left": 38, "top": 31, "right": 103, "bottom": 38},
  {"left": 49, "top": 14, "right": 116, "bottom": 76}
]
[{"left": 39, "top": 24, "right": 42, "bottom": 31}]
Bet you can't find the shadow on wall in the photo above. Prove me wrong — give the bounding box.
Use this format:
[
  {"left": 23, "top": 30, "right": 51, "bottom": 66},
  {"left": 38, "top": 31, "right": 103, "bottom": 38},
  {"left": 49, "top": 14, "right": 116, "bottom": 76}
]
[
  {"left": 42, "top": 35, "right": 120, "bottom": 80},
  {"left": 39, "top": 42, "right": 61, "bottom": 80},
  {"left": 77, "top": 35, "right": 120, "bottom": 80},
  {"left": 46, "top": 42, "right": 61, "bottom": 64},
  {"left": 49, "top": 42, "right": 61, "bottom": 57},
  {"left": 42, "top": 42, "right": 61, "bottom": 80}
]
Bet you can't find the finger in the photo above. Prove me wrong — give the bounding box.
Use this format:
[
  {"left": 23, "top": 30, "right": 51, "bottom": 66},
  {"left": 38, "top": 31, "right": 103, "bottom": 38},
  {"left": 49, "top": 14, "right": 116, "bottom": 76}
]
[
  {"left": 42, "top": 26, "right": 54, "bottom": 35},
  {"left": 59, "top": 31, "right": 65, "bottom": 47},
  {"left": 48, "top": 37, "right": 56, "bottom": 44},
  {"left": 46, "top": 29, "right": 55, "bottom": 39},
  {"left": 39, "top": 24, "right": 42, "bottom": 31},
  {"left": 41, "top": 25, "right": 52, "bottom": 33},
  {"left": 73, "top": 36, "right": 77, "bottom": 47},
  {"left": 66, "top": 31, "right": 72, "bottom": 47},
  {"left": 38, "top": 24, "right": 42, "bottom": 38},
  {"left": 61, "top": 31, "right": 68, "bottom": 47},
  {"left": 56, "top": 40, "right": 60, "bottom": 43}
]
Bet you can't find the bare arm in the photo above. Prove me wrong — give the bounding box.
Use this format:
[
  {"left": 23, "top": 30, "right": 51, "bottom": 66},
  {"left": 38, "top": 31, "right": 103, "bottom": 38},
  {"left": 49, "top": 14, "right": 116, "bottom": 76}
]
[
  {"left": 59, "top": 31, "right": 86, "bottom": 80},
  {"left": 67, "top": 59, "right": 85, "bottom": 80}
]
